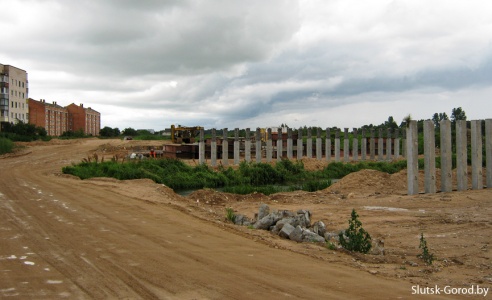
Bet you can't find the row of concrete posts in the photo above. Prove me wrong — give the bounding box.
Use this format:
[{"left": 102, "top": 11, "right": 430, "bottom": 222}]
[
  {"left": 198, "top": 127, "right": 403, "bottom": 166},
  {"left": 406, "top": 119, "right": 492, "bottom": 195},
  {"left": 197, "top": 120, "right": 491, "bottom": 195}
]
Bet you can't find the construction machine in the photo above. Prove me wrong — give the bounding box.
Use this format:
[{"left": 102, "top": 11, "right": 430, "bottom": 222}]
[{"left": 170, "top": 125, "right": 203, "bottom": 144}]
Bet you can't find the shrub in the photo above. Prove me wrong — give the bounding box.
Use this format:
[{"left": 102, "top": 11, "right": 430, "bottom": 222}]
[
  {"left": 0, "top": 137, "right": 13, "bottom": 154},
  {"left": 339, "top": 209, "right": 372, "bottom": 253}
]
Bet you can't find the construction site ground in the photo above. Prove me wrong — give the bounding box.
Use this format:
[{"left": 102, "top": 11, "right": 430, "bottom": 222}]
[{"left": 0, "top": 138, "right": 490, "bottom": 299}]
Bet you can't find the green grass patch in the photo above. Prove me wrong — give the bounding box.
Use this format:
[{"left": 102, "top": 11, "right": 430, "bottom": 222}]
[{"left": 62, "top": 158, "right": 418, "bottom": 195}]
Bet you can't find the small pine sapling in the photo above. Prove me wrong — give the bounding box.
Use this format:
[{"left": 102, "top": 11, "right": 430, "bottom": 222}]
[{"left": 339, "top": 209, "right": 372, "bottom": 253}]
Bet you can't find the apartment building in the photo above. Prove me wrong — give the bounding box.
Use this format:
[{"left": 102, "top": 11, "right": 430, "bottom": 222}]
[
  {"left": 28, "top": 98, "right": 69, "bottom": 136},
  {"left": 66, "top": 103, "right": 101, "bottom": 136},
  {"left": 0, "top": 64, "right": 29, "bottom": 129},
  {"left": 28, "top": 100, "right": 101, "bottom": 136}
]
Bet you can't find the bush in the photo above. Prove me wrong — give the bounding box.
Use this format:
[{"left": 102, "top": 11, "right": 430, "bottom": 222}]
[
  {"left": 339, "top": 209, "right": 372, "bottom": 253},
  {"left": 0, "top": 137, "right": 13, "bottom": 154}
]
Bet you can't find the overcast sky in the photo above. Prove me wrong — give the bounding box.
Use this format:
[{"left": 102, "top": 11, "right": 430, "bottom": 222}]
[{"left": 3, "top": 0, "right": 492, "bottom": 131}]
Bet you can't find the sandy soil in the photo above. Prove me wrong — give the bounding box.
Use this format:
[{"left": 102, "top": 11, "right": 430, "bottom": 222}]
[{"left": 0, "top": 138, "right": 490, "bottom": 299}]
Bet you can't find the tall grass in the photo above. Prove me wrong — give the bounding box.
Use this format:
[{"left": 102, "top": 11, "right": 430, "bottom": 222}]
[{"left": 63, "top": 158, "right": 416, "bottom": 195}]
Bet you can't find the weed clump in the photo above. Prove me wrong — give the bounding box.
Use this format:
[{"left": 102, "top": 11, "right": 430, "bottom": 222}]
[
  {"left": 339, "top": 209, "right": 372, "bottom": 253},
  {"left": 225, "top": 207, "right": 236, "bottom": 223},
  {"left": 418, "top": 233, "right": 435, "bottom": 265}
]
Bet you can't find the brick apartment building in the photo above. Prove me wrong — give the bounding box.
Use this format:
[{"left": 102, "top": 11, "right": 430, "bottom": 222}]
[
  {"left": 28, "top": 99, "right": 69, "bottom": 136},
  {"left": 0, "top": 64, "right": 29, "bottom": 130},
  {"left": 28, "top": 99, "right": 101, "bottom": 136},
  {"left": 66, "top": 103, "right": 100, "bottom": 136}
]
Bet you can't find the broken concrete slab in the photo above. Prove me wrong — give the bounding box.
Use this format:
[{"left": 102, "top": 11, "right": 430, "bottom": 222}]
[{"left": 279, "top": 223, "right": 295, "bottom": 239}]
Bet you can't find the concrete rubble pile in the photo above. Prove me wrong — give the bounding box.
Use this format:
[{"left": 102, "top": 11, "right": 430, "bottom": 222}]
[{"left": 233, "top": 203, "right": 332, "bottom": 244}]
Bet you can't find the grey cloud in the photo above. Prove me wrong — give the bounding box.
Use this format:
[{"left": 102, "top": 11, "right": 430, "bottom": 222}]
[{"left": 11, "top": 0, "right": 299, "bottom": 77}]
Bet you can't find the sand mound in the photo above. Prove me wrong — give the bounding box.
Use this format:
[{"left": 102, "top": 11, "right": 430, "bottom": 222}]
[{"left": 325, "top": 169, "right": 408, "bottom": 195}]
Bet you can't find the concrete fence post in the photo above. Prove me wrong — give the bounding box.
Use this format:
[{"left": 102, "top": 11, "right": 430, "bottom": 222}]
[
  {"left": 245, "top": 128, "right": 251, "bottom": 162},
  {"left": 424, "top": 120, "right": 436, "bottom": 193},
  {"left": 335, "top": 129, "right": 341, "bottom": 162},
  {"left": 440, "top": 120, "right": 452, "bottom": 192},
  {"left": 456, "top": 120, "right": 468, "bottom": 191},
  {"left": 287, "top": 128, "right": 293, "bottom": 159},
  {"left": 306, "top": 127, "right": 313, "bottom": 159},
  {"left": 386, "top": 128, "right": 392, "bottom": 161},
  {"left": 256, "top": 128, "right": 262, "bottom": 163},
  {"left": 199, "top": 128, "right": 205, "bottom": 164},
  {"left": 266, "top": 128, "right": 273, "bottom": 163},
  {"left": 316, "top": 128, "right": 322, "bottom": 160},
  {"left": 211, "top": 128, "right": 217, "bottom": 167},
  {"left": 402, "top": 129, "right": 407, "bottom": 158},
  {"left": 344, "top": 128, "right": 350, "bottom": 162},
  {"left": 297, "top": 128, "right": 303, "bottom": 160},
  {"left": 394, "top": 128, "right": 400, "bottom": 160},
  {"left": 370, "top": 129, "right": 375, "bottom": 160},
  {"left": 471, "top": 120, "right": 483, "bottom": 190},
  {"left": 277, "top": 127, "right": 283, "bottom": 161},
  {"left": 234, "top": 128, "right": 240, "bottom": 165},
  {"left": 406, "top": 121, "right": 419, "bottom": 195},
  {"left": 326, "top": 128, "right": 331, "bottom": 162},
  {"left": 486, "top": 119, "right": 492, "bottom": 189},
  {"left": 352, "top": 128, "right": 358, "bottom": 162},
  {"left": 222, "top": 128, "right": 229, "bottom": 166},
  {"left": 361, "top": 129, "right": 367, "bottom": 161},
  {"left": 378, "top": 128, "right": 384, "bottom": 161}
]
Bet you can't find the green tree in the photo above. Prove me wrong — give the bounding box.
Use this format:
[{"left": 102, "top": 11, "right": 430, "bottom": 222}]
[
  {"left": 432, "top": 112, "right": 449, "bottom": 128},
  {"left": 385, "top": 116, "right": 398, "bottom": 130},
  {"left": 100, "top": 126, "right": 121, "bottom": 137},
  {"left": 122, "top": 127, "right": 138, "bottom": 136},
  {"left": 451, "top": 107, "right": 466, "bottom": 123}
]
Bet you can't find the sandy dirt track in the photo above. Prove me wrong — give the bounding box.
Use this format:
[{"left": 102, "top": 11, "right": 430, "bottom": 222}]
[{"left": 0, "top": 138, "right": 490, "bottom": 299}]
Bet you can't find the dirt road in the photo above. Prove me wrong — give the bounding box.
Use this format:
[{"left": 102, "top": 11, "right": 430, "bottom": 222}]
[{"left": 0, "top": 139, "right": 489, "bottom": 299}]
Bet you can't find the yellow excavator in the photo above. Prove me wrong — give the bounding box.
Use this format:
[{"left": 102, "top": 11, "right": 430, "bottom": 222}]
[{"left": 170, "top": 125, "right": 203, "bottom": 144}]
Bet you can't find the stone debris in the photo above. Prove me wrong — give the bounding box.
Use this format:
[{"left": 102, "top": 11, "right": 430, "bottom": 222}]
[
  {"left": 229, "top": 203, "right": 386, "bottom": 254},
  {"left": 238, "top": 203, "right": 332, "bottom": 245}
]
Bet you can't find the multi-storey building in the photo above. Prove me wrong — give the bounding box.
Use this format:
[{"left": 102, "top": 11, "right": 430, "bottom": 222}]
[
  {"left": 0, "top": 64, "right": 29, "bottom": 130},
  {"left": 29, "top": 100, "right": 101, "bottom": 136},
  {"left": 28, "top": 98, "right": 69, "bottom": 136},
  {"left": 66, "top": 103, "right": 101, "bottom": 136}
]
